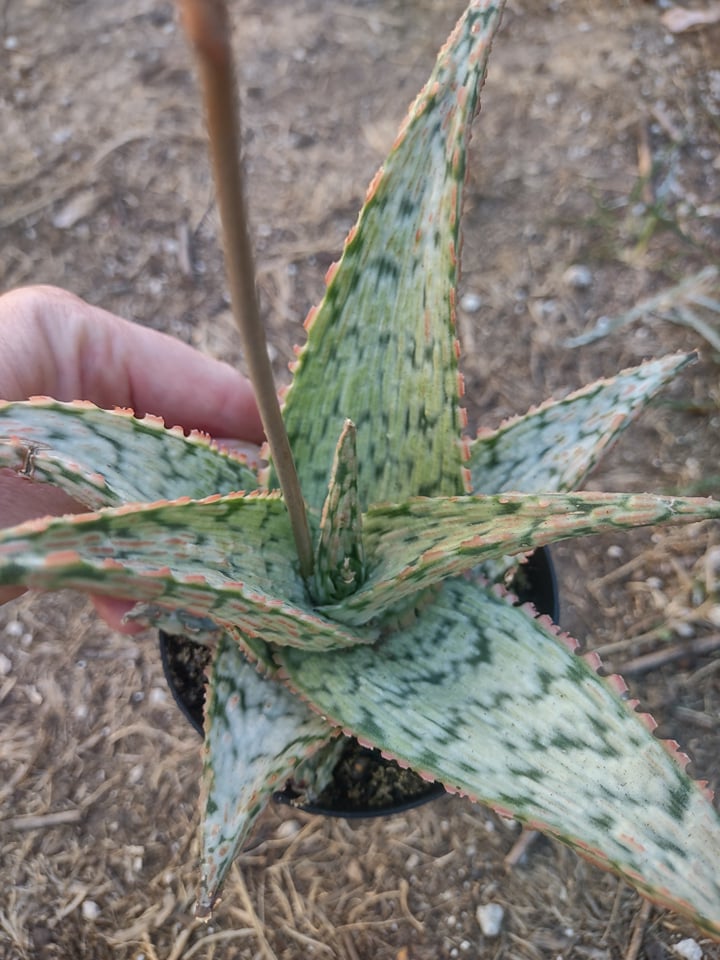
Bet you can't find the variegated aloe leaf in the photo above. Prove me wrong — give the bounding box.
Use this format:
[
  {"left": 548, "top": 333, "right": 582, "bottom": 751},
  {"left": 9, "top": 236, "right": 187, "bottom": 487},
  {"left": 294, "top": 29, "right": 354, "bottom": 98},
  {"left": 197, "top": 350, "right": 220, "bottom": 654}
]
[
  {"left": 322, "top": 491, "right": 720, "bottom": 626},
  {"left": 198, "top": 634, "right": 334, "bottom": 918},
  {"left": 277, "top": 577, "right": 720, "bottom": 937},
  {"left": 0, "top": 398, "right": 258, "bottom": 509},
  {"left": 287, "top": 735, "right": 347, "bottom": 805},
  {"left": 468, "top": 354, "right": 696, "bottom": 496},
  {"left": 312, "top": 420, "right": 366, "bottom": 604},
  {"left": 0, "top": 494, "right": 375, "bottom": 650},
  {"left": 278, "top": 1, "right": 506, "bottom": 513}
]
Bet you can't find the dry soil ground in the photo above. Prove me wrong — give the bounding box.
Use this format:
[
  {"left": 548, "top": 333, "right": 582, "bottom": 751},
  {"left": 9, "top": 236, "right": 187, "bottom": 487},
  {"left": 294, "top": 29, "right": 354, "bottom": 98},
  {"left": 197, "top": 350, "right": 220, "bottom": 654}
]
[{"left": 1, "top": 1, "right": 720, "bottom": 958}]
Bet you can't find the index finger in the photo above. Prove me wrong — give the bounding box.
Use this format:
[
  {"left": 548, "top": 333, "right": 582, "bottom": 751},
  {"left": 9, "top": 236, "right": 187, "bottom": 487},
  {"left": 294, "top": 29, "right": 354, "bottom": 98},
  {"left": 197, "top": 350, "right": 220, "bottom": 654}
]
[{"left": 0, "top": 285, "right": 264, "bottom": 443}]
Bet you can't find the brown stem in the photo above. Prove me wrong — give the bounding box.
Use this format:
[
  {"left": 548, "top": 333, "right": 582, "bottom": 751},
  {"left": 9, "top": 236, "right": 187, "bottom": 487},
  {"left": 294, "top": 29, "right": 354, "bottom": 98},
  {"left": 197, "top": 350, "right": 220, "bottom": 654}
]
[{"left": 177, "top": 0, "right": 314, "bottom": 581}]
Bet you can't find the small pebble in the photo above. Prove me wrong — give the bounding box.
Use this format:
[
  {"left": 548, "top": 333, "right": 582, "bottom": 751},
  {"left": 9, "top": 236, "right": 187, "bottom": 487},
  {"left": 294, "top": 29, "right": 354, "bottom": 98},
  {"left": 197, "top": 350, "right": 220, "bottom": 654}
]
[
  {"left": 673, "top": 939, "right": 703, "bottom": 960},
  {"left": 128, "top": 764, "right": 144, "bottom": 785},
  {"left": 149, "top": 686, "right": 167, "bottom": 705},
  {"left": 460, "top": 292, "right": 483, "bottom": 312},
  {"left": 562, "top": 264, "right": 593, "bottom": 289},
  {"left": 707, "top": 605, "right": 720, "bottom": 627},
  {"left": 276, "top": 818, "right": 300, "bottom": 839},
  {"left": 81, "top": 899, "right": 101, "bottom": 921},
  {"left": 476, "top": 902, "right": 504, "bottom": 937},
  {"left": 0, "top": 653, "right": 12, "bottom": 676}
]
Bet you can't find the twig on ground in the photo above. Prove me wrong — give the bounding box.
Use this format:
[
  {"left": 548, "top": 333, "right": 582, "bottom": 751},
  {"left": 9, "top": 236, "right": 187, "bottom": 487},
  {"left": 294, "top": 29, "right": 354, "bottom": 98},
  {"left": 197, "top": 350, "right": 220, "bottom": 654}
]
[
  {"left": 674, "top": 705, "right": 719, "bottom": 730},
  {"left": 230, "top": 861, "right": 279, "bottom": 960},
  {"left": 624, "top": 898, "right": 653, "bottom": 960},
  {"left": 661, "top": 4, "right": 720, "bottom": 33},
  {"left": 619, "top": 633, "right": 720, "bottom": 676},
  {"left": 564, "top": 266, "right": 720, "bottom": 351},
  {"left": 341, "top": 930, "right": 363, "bottom": 960},
  {"left": 1, "top": 808, "right": 82, "bottom": 831},
  {"left": 182, "top": 927, "right": 257, "bottom": 959},
  {"left": 504, "top": 828, "right": 540, "bottom": 868},
  {"left": 600, "top": 882, "right": 626, "bottom": 945},
  {"left": 165, "top": 923, "right": 196, "bottom": 960},
  {"left": 399, "top": 877, "right": 424, "bottom": 934}
]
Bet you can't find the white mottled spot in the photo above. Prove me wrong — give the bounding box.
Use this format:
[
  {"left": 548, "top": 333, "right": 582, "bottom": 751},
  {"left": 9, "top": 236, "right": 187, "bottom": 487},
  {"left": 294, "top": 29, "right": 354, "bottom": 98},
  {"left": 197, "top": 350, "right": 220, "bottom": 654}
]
[{"left": 0, "top": 653, "right": 12, "bottom": 675}]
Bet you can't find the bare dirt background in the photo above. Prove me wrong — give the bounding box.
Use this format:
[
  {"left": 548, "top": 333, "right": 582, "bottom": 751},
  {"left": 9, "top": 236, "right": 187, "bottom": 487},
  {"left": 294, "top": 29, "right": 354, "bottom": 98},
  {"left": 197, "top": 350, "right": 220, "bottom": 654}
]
[{"left": 2, "top": 1, "right": 720, "bottom": 958}]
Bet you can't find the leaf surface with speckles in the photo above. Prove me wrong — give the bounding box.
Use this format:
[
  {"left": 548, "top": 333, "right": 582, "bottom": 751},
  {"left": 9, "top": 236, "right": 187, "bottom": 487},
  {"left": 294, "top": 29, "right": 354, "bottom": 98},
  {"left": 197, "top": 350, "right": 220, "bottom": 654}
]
[
  {"left": 277, "top": 3, "right": 505, "bottom": 512},
  {"left": 468, "top": 354, "right": 696, "bottom": 495},
  {"left": 0, "top": 397, "right": 258, "bottom": 508},
  {"left": 278, "top": 577, "right": 720, "bottom": 937},
  {"left": 0, "top": 494, "right": 374, "bottom": 650},
  {"left": 198, "top": 635, "right": 334, "bottom": 917},
  {"left": 321, "top": 491, "right": 720, "bottom": 626},
  {"left": 312, "top": 420, "right": 366, "bottom": 604}
]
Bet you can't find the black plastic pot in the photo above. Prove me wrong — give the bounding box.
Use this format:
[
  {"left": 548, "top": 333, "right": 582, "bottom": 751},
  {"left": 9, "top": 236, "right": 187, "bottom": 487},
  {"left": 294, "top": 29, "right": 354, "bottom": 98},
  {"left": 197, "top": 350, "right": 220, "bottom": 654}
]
[{"left": 159, "top": 546, "right": 559, "bottom": 818}]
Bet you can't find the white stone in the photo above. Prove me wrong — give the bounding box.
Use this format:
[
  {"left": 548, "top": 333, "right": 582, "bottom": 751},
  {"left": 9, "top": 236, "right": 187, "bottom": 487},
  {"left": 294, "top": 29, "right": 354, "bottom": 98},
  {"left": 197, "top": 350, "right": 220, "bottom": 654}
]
[
  {"left": 562, "top": 264, "right": 593, "bottom": 289},
  {"left": 276, "top": 818, "right": 300, "bottom": 838},
  {"left": 81, "top": 900, "right": 101, "bottom": 921},
  {"left": 476, "top": 902, "right": 504, "bottom": 937},
  {"left": 460, "top": 292, "right": 483, "bottom": 313},
  {"left": 149, "top": 686, "right": 167, "bottom": 705},
  {"left": 673, "top": 939, "right": 703, "bottom": 960},
  {"left": 0, "top": 653, "right": 12, "bottom": 675}
]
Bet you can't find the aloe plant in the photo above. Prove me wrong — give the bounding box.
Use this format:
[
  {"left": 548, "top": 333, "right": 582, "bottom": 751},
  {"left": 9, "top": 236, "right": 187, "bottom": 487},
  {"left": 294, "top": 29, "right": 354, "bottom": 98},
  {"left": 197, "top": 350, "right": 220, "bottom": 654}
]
[{"left": 2, "top": 0, "right": 720, "bottom": 936}]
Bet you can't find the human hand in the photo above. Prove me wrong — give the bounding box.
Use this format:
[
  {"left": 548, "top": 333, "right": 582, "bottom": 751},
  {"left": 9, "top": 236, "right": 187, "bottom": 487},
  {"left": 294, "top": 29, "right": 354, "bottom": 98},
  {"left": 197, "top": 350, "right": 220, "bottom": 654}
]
[{"left": 0, "top": 285, "right": 263, "bottom": 630}]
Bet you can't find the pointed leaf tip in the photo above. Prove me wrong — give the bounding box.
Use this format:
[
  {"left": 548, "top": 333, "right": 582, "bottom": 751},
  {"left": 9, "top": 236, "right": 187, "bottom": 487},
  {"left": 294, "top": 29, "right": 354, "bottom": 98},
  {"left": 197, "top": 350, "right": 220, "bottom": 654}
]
[{"left": 279, "top": 1, "right": 506, "bottom": 512}]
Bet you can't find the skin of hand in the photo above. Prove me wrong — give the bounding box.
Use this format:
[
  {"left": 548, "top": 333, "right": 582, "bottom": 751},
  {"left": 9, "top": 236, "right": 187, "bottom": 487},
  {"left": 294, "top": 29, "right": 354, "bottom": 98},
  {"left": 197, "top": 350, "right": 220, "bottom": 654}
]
[{"left": 0, "top": 285, "right": 263, "bottom": 631}]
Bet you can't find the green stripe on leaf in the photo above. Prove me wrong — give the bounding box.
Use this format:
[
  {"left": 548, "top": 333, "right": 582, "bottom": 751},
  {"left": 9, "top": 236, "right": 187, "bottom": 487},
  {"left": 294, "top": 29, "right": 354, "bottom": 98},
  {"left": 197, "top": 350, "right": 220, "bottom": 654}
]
[
  {"left": 322, "top": 491, "right": 720, "bottom": 625},
  {"left": 0, "top": 398, "right": 258, "bottom": 508},
  {"left": 278, "top": 3, "right": 505, "bottom": 511},
  {"left": 468, "top": 354, "right": 696, "bottom": 495}
]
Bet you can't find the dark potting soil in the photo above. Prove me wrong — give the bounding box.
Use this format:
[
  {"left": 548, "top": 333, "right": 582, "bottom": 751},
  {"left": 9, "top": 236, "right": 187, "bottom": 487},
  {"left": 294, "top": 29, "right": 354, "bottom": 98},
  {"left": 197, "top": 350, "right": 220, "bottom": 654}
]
[
  {"left": 293, "top": 738, "right": 442, "bottom": 815},
  {"left": 159, "top": 630, "right": 441, "bottom": 814}
]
